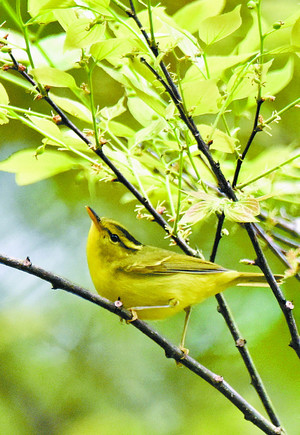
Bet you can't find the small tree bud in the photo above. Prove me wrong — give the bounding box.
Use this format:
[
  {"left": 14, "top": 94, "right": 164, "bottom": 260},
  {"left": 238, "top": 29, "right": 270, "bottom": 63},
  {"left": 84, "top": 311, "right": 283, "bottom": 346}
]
[
  {"left": 273, "top": 21, "right": 284, "bottom": 30},
  {"left": 247, "top": 1, "right": 257, "bottom": 9}
]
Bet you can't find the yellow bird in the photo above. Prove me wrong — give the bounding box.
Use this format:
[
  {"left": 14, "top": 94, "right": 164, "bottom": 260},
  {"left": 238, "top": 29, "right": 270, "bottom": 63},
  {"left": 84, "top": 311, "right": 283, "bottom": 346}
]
[{"left": 86, "top": 206, "right": 283, "bottom": 348}]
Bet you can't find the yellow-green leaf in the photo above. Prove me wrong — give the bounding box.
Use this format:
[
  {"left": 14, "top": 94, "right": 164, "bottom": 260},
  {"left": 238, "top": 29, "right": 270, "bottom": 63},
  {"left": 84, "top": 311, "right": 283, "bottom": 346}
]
[
  {"left": 64, "top": 18, "right": 106, "bottom": 50},
  {"left": 28, "top": 115, "right": 63, "bottom": 143},
  {"left": 0, "top": 82, "right": 9, "bottom": 105},
  {"left": 0, "top": 149, "right": 78, "bottom": 185},
  {"left": 198, "top": 124, "right": 237, "bottom": 153},
  {"left": 224, "top": 198, "right": 260, "bottom": 223},
  {"left": 49, "top": 94, "right": 92, "bottom": 123},
  {"left": 181, "top": 79, "right": 221, "bottom": 115},
  {"left": 31, "top": 67, "right": 77, "bottom": 88},
  {"left": 173, "top": 0, "right": 225, "bottom": 34},
  {"left": 91, "top": 38, "right": 137, "bottom": 62},
  {"left": 199, "top": 5, "right": 242, "bottom": 45},
  {"left": 291, "top": 16, "right": 300, "bottom": 47},
  {"left": 263, "top": 58, "right": 294, "bottom": 97}
]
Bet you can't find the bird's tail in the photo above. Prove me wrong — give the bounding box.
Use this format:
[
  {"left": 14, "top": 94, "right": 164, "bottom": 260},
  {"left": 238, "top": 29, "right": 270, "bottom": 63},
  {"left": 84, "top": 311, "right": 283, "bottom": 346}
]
[{"left": 236, "top": 272, "right": 284, "bottom": 287}]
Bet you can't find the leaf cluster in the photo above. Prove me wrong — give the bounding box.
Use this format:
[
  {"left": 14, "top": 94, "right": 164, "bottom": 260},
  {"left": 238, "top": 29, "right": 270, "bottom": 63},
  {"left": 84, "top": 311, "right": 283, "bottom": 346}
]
[{"left": 0, "top": 0, "right": 299, "bottom": 239}]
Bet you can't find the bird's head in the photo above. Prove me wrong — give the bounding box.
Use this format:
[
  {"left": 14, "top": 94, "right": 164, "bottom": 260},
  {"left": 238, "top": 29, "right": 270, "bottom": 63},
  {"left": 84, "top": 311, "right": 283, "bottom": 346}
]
[{"left": 86, "top": 206, "right": 143, "bottom": 263}]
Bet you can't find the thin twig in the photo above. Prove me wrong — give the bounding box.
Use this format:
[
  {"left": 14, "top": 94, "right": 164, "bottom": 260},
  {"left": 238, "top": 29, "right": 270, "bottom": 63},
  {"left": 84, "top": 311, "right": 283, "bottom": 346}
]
[
  {"left": 259, "top": 210, "right": 300, "bottom": 239},
  {"left": 0, "top": 253, "right": 283, "bottom": 435},
  {"left": 232, "top": 98, "right": 264, "bottom": 188},
  {"left": 254, "top": 223, "right": 300, "bottom": 282}
]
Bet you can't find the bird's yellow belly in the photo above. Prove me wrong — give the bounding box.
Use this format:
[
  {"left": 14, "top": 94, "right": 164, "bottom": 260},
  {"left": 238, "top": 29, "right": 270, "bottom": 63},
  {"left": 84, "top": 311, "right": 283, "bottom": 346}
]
[{"left": 91, "top": 268, "right": 239, "bottom": 320}]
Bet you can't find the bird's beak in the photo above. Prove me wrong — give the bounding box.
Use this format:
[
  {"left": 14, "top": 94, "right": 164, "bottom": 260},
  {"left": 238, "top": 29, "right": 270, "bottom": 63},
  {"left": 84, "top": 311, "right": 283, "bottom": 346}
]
[{"left": 86, "top": 206, "right": 102, "bottom": 231}]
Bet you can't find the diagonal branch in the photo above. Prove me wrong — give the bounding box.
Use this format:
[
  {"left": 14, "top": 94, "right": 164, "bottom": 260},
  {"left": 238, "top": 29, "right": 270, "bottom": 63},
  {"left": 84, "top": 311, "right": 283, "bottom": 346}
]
[
  {"left": 254, "top": 223, "right": 300, "bottom": 282},
  {"left": 0, "top": 253, "right": 283, "bottom": 435},
  {"left": 7, "top": 52, "right": 196, "bottom": 257}
]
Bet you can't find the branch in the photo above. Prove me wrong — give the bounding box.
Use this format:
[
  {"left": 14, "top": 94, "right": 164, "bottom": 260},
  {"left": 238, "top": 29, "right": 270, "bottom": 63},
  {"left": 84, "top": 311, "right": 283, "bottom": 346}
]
[
  {"left": 254, "top": 223, "right": 300, "bottom": 282},
  {"left": 6, "top": 52, "right": 196, "bottom": 257},
  {"left": 128, "top": 47, "right": 300, "bottom": 358},
  {"left": 210, "top": 214, "right": 281, "bottom": 427},
  {"left": 259, "top": 210, "right": 300, "bottom": 239},
  {"left": 232, "top": 98, "right": 264, "bottom": 188},
  {"left": 0, "top": 253, "right": 283, "bottom": 435}
]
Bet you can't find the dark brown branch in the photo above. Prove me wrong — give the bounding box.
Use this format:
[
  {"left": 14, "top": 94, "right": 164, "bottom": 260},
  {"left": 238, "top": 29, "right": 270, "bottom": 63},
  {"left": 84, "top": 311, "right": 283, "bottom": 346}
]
[
  {"left": 210, "top": 214, "right": 281, "bottom": 427},
  {"left": 0, "top": 253, "right": 283, "bottom": 435},
  {"left": 232, "top": 98, "right": 264, "bottom": 188},
  {"left": 127, "top": 0, "right": 181, "bottom": 102},
  {"left": 7, "top": 52, "right": 196, "bottom": 258}
]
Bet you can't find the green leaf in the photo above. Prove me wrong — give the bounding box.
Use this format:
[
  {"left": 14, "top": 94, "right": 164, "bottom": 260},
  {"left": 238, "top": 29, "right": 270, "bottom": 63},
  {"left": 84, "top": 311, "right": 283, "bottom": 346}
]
[
  {"left": 84, "top": 0, "right": 112, "bottom": 15},
  {"left": 130, "top": 88, "right": 166, "bottom": 119},
  {"left": 291, "top": 16, "right": 300, "bottom": 47},
  {"left": 129, "top": 118, "right": 168, "bottom": 147},
  {"left": 0, "top": 149, "right": 78, "bottom": 185},
  {"left": 0, "top": 112, "right": 9, "bottom": 125},
  {"left": 263, "top": 58, "right": 294, "bottom": 97},
  {"left": 31, "top": 67, "right": 77, "bottom": 88},
  {"left": 224, "top": 198, "right": 260, "bottom": 223},
  {"left": 28, "top": 0, "right": 75, "bottom": 23},
  {"left": 0, "top": 83, "right": 9, "bottom": 125},
  {"left": 64, "top": 18, "right": 106, "bottom": 50},
  {"left": 29, "top": 0, "right": 76, "bottom": 14},
  {"left": 127, "top": 96, "right": 159, "bottom": 126},
  {"left": 100, "top": 97, "right": 126, "bottom": 120},
  {"left": 180, "top": 192, "right": 260, "bottom": 225},
  {"left": 27, "top": 116, "right": 63, "bottom": 143},
  {"left": 173, "top": 0, "right": 225, "bottom": 34},
  {"left": 181, "top": 79, "right": 221, "bottom": 115},
  {"left": 0, "top": 82, "right": 9, "bottom": 105},
  {"left": 38, "top": 33, "right": 81, "bottom": 70},
  {"left": 184, "top": 53, "right": 254, "bottom": 82},
  {"left": 227, "top": 61, "right": 273, "bottom": 102},
  {"left": 198, "top": 5, "right": 242, "bottom": 45},
  {"left": 205, "top": 53, "right": 255, "bottom": 79},
  {"left": 54, "top": 9, "right": 78, "bottom": 31},
  {"left": 106, "top": 121, "right": 135, "bottom": 138},
  {"left": 91, "top": 38, "right": 136, "bottom": 62},
  {"left": 236, "top": 16, "right": 260, "bottom": 54},
  {"left": 180, "top": 192, "right": 217, "bottom": 224},
  {"left": 49, "top": 93, "right": 92, "bottom": 123},
  {"left": 198, "top": 124, "right": 237, "bottom": 153}
]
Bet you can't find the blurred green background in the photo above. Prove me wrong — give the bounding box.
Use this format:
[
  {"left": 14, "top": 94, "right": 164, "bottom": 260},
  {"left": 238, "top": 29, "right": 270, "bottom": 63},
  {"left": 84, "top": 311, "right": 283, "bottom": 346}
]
[{"left": 0, "top": 1, "right": 299, "bottom": 434}]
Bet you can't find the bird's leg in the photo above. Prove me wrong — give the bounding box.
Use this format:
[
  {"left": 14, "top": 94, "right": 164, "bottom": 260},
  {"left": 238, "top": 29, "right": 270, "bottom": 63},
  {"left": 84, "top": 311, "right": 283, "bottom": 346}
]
[
  {"left": 179, "top": 306, "right": 192, "bottom": 356},
  {"left": 126, "top": 298, "right": 179, "bottom": 323}
]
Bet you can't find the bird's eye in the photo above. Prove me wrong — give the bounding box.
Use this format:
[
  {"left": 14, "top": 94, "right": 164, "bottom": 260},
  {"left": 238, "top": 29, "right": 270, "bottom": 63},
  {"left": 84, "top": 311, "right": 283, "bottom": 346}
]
[{"left": 110, "top": 233, "right": 120, "bottom": 243}]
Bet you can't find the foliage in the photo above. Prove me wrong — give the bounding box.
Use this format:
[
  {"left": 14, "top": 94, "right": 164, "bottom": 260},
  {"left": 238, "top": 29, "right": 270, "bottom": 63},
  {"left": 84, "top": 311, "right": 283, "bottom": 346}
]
[
  {"left": 0, "top": 0, "right": 299, "bottom": 434},
  {"left": 0, "top": 0, "right": 299, "bottom": 235}
]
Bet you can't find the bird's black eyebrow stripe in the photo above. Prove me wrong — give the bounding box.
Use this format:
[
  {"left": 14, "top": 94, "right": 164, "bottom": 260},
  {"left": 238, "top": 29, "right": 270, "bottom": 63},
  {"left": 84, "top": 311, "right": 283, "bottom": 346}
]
[
  {"left": 113, "top": 224, "right": 143, "bottom": 247},
  {"left": 105, "top": 228, "right": 141, "bottom": 252}
]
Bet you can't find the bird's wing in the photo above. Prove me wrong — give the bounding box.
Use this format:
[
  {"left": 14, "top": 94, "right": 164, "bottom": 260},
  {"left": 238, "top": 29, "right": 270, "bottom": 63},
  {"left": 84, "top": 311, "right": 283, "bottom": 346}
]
[{"left": 119, "top": 247, "right": 228, "bottom": 275}]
